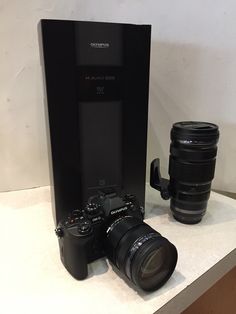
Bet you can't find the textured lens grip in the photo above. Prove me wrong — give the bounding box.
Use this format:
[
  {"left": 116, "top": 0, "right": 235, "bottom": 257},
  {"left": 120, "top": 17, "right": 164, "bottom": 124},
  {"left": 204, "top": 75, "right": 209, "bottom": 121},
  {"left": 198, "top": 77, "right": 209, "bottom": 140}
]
[{"left": 169, "top": 157, "right": 216, "bottom": 183}]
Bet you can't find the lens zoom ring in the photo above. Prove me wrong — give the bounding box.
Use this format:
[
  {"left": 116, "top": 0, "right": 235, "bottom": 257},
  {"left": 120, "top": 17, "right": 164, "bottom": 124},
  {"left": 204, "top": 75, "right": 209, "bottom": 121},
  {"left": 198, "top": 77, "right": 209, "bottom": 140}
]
[{"left": 169, "top": 157, "right": 216, "bottom": 183}]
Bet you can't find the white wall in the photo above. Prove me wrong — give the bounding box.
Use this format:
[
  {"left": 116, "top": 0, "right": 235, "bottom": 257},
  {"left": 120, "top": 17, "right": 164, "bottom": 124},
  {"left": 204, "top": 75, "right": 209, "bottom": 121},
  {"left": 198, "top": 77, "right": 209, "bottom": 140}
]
[{"left": 1, "top": 0, "right": 236, "bottom": 192}]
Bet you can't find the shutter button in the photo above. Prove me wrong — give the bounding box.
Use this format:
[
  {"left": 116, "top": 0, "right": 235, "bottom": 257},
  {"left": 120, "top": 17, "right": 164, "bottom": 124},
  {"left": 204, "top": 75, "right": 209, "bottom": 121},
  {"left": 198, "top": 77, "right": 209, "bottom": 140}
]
[{"left": 86, "top": 203, "right": 99, "bottom": 215}]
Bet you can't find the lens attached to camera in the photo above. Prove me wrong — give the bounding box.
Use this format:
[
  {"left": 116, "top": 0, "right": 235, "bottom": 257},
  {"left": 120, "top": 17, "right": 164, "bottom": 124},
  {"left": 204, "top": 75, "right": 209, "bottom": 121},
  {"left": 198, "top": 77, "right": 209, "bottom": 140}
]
[{"left": 105, "top": 216, "right": 177, "bottom": 291}]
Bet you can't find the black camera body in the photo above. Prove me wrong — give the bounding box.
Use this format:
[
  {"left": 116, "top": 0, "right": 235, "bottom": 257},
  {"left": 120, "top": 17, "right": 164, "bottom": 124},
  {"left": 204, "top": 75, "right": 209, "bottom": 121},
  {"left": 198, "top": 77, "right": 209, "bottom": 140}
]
[{"left": 55, "top": 191, "right": 144, "bottom": 280}]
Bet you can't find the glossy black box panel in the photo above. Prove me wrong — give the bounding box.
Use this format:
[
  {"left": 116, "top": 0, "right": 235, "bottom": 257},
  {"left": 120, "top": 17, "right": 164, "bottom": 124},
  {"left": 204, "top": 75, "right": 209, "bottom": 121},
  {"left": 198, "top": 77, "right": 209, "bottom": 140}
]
[{"left": 38, "top": 20, "right": 151, "bottom": 224}]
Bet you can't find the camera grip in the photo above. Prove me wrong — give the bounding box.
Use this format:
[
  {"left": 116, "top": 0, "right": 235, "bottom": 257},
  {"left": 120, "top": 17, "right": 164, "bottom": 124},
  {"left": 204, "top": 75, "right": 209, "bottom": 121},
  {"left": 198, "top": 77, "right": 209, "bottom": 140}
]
[{"left": 62, "top": 236, "right": 90, "bottom": 280}]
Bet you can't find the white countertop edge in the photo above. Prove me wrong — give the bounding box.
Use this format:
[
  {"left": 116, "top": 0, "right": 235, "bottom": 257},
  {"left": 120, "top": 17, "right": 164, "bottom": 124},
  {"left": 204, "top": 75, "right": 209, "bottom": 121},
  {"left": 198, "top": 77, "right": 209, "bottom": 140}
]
[
  {"left": 156, "top": 249, "right": 236, "bottom": 314},
  {"left": 1, "top": 185, "right": 236, "bottom": 314}
]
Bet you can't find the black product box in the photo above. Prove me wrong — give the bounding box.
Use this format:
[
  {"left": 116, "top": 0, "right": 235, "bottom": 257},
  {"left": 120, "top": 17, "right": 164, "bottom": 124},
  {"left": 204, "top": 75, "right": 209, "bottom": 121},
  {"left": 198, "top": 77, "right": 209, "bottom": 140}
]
[{"left": 38, "top": 19, "right": 151, "bottom": 224}]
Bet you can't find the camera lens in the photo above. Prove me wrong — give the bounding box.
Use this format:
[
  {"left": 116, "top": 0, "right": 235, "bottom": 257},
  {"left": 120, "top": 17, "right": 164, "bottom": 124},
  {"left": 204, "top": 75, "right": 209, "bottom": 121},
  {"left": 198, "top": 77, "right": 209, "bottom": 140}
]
[
  {"left": 105, "top": 216, "right": 177, "bottom": 291},
  {"left": 169, "top": 121, "right": 219, "bottom": 224}
]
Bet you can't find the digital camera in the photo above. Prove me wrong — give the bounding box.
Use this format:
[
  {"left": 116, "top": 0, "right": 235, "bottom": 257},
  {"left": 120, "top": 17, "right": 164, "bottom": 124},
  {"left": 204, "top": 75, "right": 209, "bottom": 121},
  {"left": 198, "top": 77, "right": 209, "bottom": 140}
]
[{"left": 55, "top": 190, "right": 177, "bottom": 291}]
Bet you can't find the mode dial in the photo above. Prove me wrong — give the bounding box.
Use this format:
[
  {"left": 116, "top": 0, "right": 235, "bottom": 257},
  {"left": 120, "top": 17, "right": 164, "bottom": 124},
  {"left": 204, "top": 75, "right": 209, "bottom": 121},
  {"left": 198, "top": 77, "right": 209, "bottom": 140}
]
[{"left": 85, "top": 203, "right": 99, "bottom": 215}]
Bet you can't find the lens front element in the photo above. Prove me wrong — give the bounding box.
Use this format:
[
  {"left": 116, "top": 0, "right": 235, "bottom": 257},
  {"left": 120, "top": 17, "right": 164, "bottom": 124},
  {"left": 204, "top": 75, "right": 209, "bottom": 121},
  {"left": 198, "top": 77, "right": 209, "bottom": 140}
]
[{"left": 141, "top": 248, "right": 165, "bottom": 277}]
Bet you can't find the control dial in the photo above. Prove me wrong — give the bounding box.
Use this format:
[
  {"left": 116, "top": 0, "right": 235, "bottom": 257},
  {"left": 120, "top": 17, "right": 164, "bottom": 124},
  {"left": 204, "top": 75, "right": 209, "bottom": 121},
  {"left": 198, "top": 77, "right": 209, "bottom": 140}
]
[
  {"left": 85, "top": 203, "right": 100, "bottom": 215},
  {"left": 77, "top": 219, "right": 92, "bottom": 235}
]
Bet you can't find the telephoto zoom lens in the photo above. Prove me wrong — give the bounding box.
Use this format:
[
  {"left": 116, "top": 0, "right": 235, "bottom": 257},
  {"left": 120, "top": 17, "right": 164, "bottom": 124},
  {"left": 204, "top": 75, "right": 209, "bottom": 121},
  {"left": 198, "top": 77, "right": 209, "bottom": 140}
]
[
  {"left": 169, "top": 121, "right": 219, "bottom": 224},
  {"left": 105, "top": 216, "right": 177, "bottom": 291}
]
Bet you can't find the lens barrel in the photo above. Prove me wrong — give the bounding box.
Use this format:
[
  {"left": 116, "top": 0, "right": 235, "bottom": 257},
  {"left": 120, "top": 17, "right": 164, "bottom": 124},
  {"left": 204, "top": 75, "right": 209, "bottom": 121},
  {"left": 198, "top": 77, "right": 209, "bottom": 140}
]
[
  {"left": 105, "top": 216, "right": 177, "bottom": 291},
  {"left": 169, "top": 121, "right": 219, "bottom": 224}
]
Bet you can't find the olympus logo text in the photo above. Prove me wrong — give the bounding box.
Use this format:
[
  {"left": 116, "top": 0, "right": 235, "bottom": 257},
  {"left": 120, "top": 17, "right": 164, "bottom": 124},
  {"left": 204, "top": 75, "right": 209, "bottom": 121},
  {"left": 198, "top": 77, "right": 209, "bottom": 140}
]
[{"left": 90, "top": 42, "right": 110, "bottom": 48}]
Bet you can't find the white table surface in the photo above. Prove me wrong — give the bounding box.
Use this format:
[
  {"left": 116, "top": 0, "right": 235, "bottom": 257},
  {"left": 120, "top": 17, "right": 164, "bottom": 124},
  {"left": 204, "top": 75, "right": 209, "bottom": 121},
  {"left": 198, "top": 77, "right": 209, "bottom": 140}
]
[{"left": 1, "top": 186, "right": 236, "bottom": 314}]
